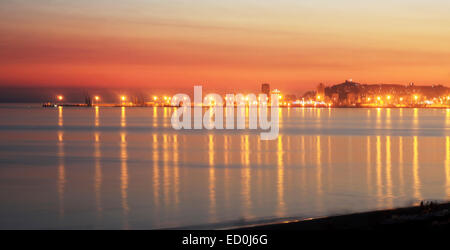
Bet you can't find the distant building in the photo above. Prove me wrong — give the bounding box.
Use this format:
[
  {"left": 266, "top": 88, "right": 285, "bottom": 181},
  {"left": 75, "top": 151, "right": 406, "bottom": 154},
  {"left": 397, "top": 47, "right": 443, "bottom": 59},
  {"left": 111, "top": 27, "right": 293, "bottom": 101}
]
[
  {"left": 331, "top": 93, "right": 339, "bottom": 104},
  {"left": 347, "top": 93, "right": 357, "bottom": 105},
  {"left": 315, "top": 83, "right": 325, "bottom": 102},
  {"left": 285, "top": 94, "right": 297, "bottom": 102},
  {"left": 320, "top": 79, "right": 450, "bottom": 107},
  {"left": 261, "top": 83, "right": 270, "bottom": 96}
]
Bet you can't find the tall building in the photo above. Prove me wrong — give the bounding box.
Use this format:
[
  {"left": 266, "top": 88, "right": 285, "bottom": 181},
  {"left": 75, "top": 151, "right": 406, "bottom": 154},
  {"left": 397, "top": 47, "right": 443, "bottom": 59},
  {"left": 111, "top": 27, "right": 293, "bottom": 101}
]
[
  {"left": 261, "top": 83, "right": 270, "bottom": 96},
  {"left": 316, "top": 83, "right": 325, "bottom": 100}
]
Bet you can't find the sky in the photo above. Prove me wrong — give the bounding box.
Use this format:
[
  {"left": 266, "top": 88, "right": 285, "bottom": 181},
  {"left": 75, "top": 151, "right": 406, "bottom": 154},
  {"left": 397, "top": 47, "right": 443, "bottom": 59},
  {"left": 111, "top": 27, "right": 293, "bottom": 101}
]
[{"left": 1, "top": 0, "right": 450, "bottom": 93}]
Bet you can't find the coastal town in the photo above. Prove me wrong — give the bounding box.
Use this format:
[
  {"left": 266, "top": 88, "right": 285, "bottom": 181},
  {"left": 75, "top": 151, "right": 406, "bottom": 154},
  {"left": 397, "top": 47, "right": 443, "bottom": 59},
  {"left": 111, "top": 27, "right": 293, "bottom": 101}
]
[{"left": 43, "top": 80, "right": 450, "bottom": 108}]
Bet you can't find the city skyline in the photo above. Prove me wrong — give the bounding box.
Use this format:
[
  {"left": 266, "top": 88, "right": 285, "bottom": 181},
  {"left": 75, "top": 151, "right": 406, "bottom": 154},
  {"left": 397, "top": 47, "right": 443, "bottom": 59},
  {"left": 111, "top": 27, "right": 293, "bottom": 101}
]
[{"left": 4, "top": 80, "right": 450, "bottom": 108}]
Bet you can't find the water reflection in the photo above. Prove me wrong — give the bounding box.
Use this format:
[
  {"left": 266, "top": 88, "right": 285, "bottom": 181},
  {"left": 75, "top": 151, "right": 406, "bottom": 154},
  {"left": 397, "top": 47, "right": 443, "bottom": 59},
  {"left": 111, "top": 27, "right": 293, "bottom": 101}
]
[
  {"left": 153, "top": 107, "right": 158, "bottom": 128},
  {"left": 120, "top": 132, "right": 129, "bottom": 229},
  {"left": 447, "top": 109, "right": 450, "bottom": 127},
  {"left": 224, "top": 135, "right": 231, "bottom": 210},
  {"left": 316, "top": 136, "right": 323, "bottom": 213},
  {"left": 173, "top": 135, "right": 180, "bottom": 206},
  {"left": 57, "top": 131, "right": 65, "bottom": 219},
  {"left": 152, "top": 134, "right": 160, "bottom": 208},
  {"left": 413, "top": 108, "right": 419, "bottom": 128},
  {"left": 376, "top": 136, "right": 382, "bottom": 207},
  {"left": 256, "top": 135, "right": 261, "bottom": 165},
  {"left": 276, "top": 135, "right": 285, "bottom": 217},
  {"left": 241, "top": 135, "right": 251, "bottom": 219},
  {"left": 327, "top": 136, "right": 332, "bottom": 191},
  {"left": 367, "top": 136, "right": 372, "bottom": 196},
  {"left": 163, "top": 108, "right": 169, "bottom": 128},
  {"left": 58, "top": 106, "right": 63, "bottom": 127},
  {"left": 163, "top": 134, "right": 170, "bottom": 207},
  {"left": 300, "top": 136, "right": 306, "bottom": 199},
  {"left": 21, "top": 107, "right": 450, "bottom": 230},
  {"left": 446, "top": 136, "right": 450, "bottom": 198},
  {"left": 386, "top": 109, "right": 391, "bottom": 129},
  {"left": 376, "top": 108, "right": 381, "bottom": 129},
  {"left": 94, "top": 132, "right": 102, "bottom": 216},
  {"left": 316, "top": 108, "right": 321, "bottom": 129},
  {"left": 121, "top": 107, "right": 126, "bottom": 127},
  {"left": 386, "top": 136, "right": 393, "bottom": 207},
  {"left": 413, "top": 136, "right": 422, "bottom": 201},
  {"left": 95, "top": 106, "right": 100, "bottom": 127},
  {"left": 208, "top": 134, "right": 216, "bottom": 221},
  {"left": 398, "top": 137, "right": 404, "bottom": 197}
]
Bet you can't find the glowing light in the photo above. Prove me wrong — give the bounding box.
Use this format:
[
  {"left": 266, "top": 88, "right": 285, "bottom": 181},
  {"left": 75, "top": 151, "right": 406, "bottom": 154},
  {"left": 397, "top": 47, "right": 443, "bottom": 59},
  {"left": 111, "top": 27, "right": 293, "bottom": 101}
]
[
  {"left": 57, "top": 95, "right": 64, "bottom": 101},
  {"left": 367, "top": 97, "right": 371, "bottom": 101},
  {"left": 377, "top": 96, "right": 381, "bottom": 101},
  {"left": 121, "top": 96, "right": 126, "bottom": 101},
  {"left": 400, "top": 97, "right": 404, "bottom": 102},
  {"left": 317, "top": 95, "right": 321, "bottom": 100},
  {"left": 153, "top": 96, "right": 158, "bottom": 101},
  {"left": 414, "top": 95, "right": 419, "bottom": 100},
  {"left": 387, "top": 95, "right": 391, "bottom": 100},
  {"left": 94, "top": 96, "right": 100, "bottom": 101}
]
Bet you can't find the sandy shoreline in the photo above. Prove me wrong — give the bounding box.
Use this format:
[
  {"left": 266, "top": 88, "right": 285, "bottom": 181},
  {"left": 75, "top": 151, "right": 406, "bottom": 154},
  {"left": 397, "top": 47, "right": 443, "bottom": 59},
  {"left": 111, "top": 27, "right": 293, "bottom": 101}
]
[{"left": 235, "top": 201, "right": 450, "bottom": 230}]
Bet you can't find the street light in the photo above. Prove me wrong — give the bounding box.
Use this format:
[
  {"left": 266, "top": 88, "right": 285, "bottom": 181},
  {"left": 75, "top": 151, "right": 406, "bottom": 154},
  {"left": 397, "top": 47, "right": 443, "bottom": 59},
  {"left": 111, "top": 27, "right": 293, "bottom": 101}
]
[{"left": 94, "top": 96, "right": 100, "bottom": 106}]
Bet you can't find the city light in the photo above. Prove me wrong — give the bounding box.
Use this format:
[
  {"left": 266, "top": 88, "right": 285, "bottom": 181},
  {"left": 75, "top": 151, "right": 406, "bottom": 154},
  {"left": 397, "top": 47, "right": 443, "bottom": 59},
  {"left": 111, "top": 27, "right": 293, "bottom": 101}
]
[{"left": 43, "top": 83, "right": 450, "bottom": 108}]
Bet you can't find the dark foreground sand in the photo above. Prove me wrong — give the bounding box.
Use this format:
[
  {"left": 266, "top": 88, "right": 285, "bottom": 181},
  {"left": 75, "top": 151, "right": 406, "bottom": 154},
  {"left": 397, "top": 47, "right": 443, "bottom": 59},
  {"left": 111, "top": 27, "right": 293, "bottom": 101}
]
[{"left": 240, "top": 201, "right": 450, "bottom": 230}]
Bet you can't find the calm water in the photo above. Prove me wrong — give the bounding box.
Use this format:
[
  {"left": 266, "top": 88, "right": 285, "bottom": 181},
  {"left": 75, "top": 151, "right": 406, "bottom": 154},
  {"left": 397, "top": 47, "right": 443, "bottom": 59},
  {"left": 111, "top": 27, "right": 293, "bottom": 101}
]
[{"left": 1, "top": 104, "right": 450, "bottom": 229}]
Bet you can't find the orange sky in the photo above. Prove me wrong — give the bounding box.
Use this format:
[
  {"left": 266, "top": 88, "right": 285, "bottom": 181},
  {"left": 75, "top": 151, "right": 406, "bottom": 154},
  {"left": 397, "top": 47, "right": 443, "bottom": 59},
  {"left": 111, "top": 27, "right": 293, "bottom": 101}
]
[{"left": 1, "top": 0, "right": 450, "bottom": 93}]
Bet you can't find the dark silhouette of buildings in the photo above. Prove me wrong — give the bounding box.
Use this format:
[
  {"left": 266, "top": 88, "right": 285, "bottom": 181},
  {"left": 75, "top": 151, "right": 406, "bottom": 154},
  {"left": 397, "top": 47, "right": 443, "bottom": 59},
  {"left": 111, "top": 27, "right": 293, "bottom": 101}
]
[{"left": 261, "top": 83, "right": 270, "bottom": 96}]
